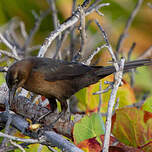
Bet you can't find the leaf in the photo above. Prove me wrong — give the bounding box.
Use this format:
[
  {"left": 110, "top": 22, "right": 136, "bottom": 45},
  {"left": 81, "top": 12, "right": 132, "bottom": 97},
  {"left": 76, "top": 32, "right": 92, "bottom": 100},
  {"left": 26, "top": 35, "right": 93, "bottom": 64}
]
[
  {"left": 142, "top": 96, "right": 152, "bottom": 113},
  {"left": 77, "top": 137, "right": 102, "bottom": 152},
  {"left": 77, "top": 134, "right": 141, "bottom": 152},
  {"left": 73, "top": 113, "right": 105, "bottom": 144},
  {"left": 112, "top": 107, "right": 152, "bottom": 151}
]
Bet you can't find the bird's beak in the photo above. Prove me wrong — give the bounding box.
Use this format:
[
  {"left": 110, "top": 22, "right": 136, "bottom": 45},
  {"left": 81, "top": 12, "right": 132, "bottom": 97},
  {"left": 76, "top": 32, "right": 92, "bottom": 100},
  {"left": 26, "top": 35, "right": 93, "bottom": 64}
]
[{"left": 9, "top": 85, "right": 17, "bottom": 105}]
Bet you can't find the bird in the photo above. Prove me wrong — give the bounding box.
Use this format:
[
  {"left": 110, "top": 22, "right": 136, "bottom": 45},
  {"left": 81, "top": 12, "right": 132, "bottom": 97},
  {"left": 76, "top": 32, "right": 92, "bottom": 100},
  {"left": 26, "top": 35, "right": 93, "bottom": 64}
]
[{"left": 5, "top": 57, "right": 152, "bottom": 123}]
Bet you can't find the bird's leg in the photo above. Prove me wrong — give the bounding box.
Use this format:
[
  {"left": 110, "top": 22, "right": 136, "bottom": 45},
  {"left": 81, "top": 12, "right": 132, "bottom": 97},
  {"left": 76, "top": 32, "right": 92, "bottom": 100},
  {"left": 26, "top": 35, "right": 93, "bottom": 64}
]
[
  {"left": 66, "top": 99, "right": 71, "bottom": 121},
  {"left": 49, "top": 99, "right": 68, "bottom": 126},
  {"left": 37, "top": 98, "right": 57, "bottom": 122}
]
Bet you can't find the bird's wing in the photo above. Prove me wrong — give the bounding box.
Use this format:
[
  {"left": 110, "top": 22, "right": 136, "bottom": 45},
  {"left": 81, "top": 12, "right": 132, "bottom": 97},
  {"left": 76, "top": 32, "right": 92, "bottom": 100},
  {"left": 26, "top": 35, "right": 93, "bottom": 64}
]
[{"left": 32, "top": 58, "right": 92, "bottom": 81}]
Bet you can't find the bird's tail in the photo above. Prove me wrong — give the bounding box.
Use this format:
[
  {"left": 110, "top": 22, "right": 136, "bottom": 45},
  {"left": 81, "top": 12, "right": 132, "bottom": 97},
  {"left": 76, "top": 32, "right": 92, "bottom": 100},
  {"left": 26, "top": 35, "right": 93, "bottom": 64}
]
[{"left": 94, "top": 58, "right": 152, "bottom": 79}]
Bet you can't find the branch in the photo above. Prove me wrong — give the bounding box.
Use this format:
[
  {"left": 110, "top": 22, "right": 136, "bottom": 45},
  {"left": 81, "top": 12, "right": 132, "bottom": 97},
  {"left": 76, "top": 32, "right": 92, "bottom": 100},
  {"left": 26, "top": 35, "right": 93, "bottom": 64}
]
[
  {"left": 47, "top": 0, "right": 62, "bottom": 59},
  {"left": 138, "top": 46, "right": 152, "bottom": 59},
  {"left": 81, "top": 44, "right": 106, "bottom": 65},
  {"left": 116, "top": 0, "right": 143, "bottom": 54},
  {"left": 103, "top": 58, "right": 125, "bottom": 152},
  {"left": 44, "top": 131, "right": 83, "bottom": 152},
  {"left": 79, "top": 5, "right": 87, "bottom": 55},
  {"left": 0, "top": 49, "right": 21, "bottom": 60},
  {"left": 22, "top": 9, "right": 50, "bottom": 54},
  {"left": 0, "top": 132, "right": 40, "bottom": 144},
  {"left": 0, "top": 33, "right": 20, "bottom": 60}
]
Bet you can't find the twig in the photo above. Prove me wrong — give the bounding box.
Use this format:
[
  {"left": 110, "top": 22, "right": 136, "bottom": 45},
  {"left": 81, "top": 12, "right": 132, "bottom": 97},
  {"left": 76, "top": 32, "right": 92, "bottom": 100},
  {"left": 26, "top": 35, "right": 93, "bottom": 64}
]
[
  {"left": 128, "top": 42, "right": 136, "bottom": 61},
  {"left": 0, "top": 33, "right": 20, "bottom": 59},
  {"left": 47, "top": 0, "right": 58, "bottom": 31},
  {"left": 69, "top": 0, "right": 77, "bottom": 60},
  {"left": 22, "top": 9, "right": 50, "bottom": 54},
  {"left": 116, "top": 0, "right": 143, "bottom": 54},
  {"left": 128, "top": 43, "right": 136, "bottom": 87},
  {"left": 27, "top": 45, "right": 41, "bottom": 52},
  {"left": 81, "top": 44, "right": 106, "bottom": 65},
  {"left": 126, "top": 92, "right": 149, "bottom": 109},
  {"left": 0, "top": 132, "right": 40, "bottom": 144},
  {"left": 96, "top": 9, "right": 104, "bottom": 16},
  {"left": 86, "top": 3, "right": 110, "bottom": 15},
  {"left": 19, "top": 21, "right": 28, "bottom": 39},
  {"left": 138, "top": 46, "right": 152, "bottom": 59},
  {"left": 93, "top": 81, "right": 113, "bottom": 95},
  {"left": 103, "top": 58, "right": 125, "bottom": 152},
  {"left": 0, "top": 33, "right": 15, "bottom": 51},
  {"left": 95, "top": 20, "right": 118, "bottom": 72},
  {"left": 0, "top": 143, "right": 29, "bottom": 152},
  {"left": 97, "top": 81, "right": 102, "bottom": 112},
  {"left": 79, "top": 6, "right": 87, "bottom": 55},
  {"left": 0, "top": 49, "right": 21, "bottom": 60},
  {"left": 112, "top": 98, "right": 119, "bottom": 114},
  {"left": 9, "top": 140, "right": 26, "bottom": 152},
  {"left": 47, "top": 0, "right": 62, "bottom": 59}
]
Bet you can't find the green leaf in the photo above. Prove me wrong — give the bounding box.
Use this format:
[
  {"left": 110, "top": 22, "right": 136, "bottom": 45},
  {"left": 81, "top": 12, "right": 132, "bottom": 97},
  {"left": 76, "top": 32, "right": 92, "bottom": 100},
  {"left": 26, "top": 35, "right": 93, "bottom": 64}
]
[
  {"left": 142, "top": 96, "right": 152, "bottom": 113},
  {"left": 73, "top": 113, "right": 105, "bottom": 144}
]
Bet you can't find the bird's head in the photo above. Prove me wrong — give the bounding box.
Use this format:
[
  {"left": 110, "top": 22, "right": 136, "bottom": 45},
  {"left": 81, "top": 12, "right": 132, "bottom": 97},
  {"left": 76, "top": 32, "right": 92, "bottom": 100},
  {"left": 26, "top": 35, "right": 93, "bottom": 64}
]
[{"left": 6, "top": 59, "right": 32, "bottom": 104}]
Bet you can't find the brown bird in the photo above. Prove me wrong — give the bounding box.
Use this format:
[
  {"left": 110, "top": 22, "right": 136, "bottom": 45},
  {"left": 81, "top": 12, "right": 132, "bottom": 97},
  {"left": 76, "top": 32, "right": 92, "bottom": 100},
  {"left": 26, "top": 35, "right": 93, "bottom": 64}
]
[{"left": 5, "top": 57, "right": 152, "bottom": 122}]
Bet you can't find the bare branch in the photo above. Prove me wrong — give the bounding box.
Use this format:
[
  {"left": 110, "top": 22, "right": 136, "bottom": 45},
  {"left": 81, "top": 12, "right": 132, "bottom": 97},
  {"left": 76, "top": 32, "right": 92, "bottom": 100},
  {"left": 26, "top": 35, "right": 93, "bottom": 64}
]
[
  {"left": 86, "top": 3, "right": 110, "bottom": 15},
  {"left": 81, "top": 44, "right": 106, "bottom": 65},
  {"left": 128, "top": 42, "right": 136, "bottom": 61},
  {"left": 22, "top": 9, "right": 50, "bottom": 54},
  {"left": 138, "top": 46, "right": 152, "bottom": 59},
  {"left": 97, "top": 81, "right": 102, "bottom": 113},
  {"left": 79, "top": 6, "right": 87, "bottom": 55},
  {"left": 0, "top": 33, "right": 17, "bottom": 53},
  {"left": 116, "top": 0, "right": 143, "bottom": 53},
  {"left": 0, "top": 132, "right": 40, "bottom": 144},
  {"left": 95, "top": 20, "right": 118, "bottom": 71},
  {"left": 0, "top": 49, "right": 21, "bottom": 60},
  {"left": 19, "top": 21, "right": 28, "bottom": 39},
  {"left": 93, "top": 81, "right": 113, "bottom": 95},
  {"left": 69, "top": 0, "right": 77, "bottom": 60},
  {"left": 9, "top": 140, "right": 26, "bottom": 152},
  {"left": 0, "top": 33, "right": 20, "bottom": 59},
  {"left": 103, "top": 58, "right": 125, "bottom": 152},
  {"left": 47, "top": 0, "right": 62, "bottom": 59}
]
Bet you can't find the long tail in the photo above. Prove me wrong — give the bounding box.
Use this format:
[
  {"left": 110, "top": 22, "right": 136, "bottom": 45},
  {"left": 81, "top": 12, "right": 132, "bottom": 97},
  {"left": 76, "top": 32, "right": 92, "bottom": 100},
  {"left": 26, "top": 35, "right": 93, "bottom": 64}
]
[{"left": 95, "top": 58, "right": 152, "bottom": 78}]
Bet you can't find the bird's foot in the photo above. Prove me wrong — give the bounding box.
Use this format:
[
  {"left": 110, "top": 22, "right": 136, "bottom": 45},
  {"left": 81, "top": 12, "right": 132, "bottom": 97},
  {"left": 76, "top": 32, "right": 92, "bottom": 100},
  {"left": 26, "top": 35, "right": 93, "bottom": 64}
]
[{"left": 37, "top": 111, "right": 53, "bottom": 122}]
